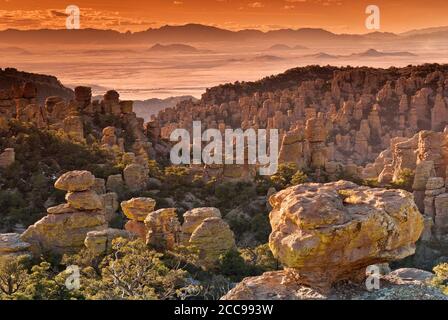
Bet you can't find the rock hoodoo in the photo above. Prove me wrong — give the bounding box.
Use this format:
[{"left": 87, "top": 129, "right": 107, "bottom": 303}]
[
  {"left": 21, "top": 170, "right": 107, "bottom": 255},
  {"left": 268, "top": 181, "right": 424, "bottom": 288},
  {"left": 223, "top": 181, "right": 425, "bottom": 299}
]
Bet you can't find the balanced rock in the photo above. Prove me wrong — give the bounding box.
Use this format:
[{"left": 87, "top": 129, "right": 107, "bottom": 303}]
[
  {"left": 269, "top": 181, "right": 424, "bottom": 288},
  {"left": 55, "top": 170, "right": 95, "bottom": 192},
  {"left": 66, "top": 190, "right": 103, "bottom": 211},
  {"left": 121, "top": 197, "right": 156, "bottom": 221}
]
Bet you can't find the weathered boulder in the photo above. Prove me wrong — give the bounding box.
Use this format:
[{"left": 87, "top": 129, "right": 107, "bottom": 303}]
[
  {"left": 84, "top": 228, "right": 133, "bottom": 255},
  {"left": 189, "top": 217, "right": 236, "bottom": 269},
  {"left": 181, "top": 207, "right": 221, "bottom": 241},
  {"left": 123, "top": 163, "right": 147, "bottom": 191},
  {"left": 106, "top": 174, "right": 124, "bottom": 193},
  {"left": 144, "top": 208, "right": 181, "bottom": 251},
  {"left": 124, "top": 220, "right": 147, "bottom": 239},
  {"left": 221, "top": 269, "right": 325, "bottom": 300},
  {"left": 55, "top": 170, "right": 95, "bottom": 192},
  {"left": 46, "top": 203, "right": 77, "bottom": 215},
  {"left": 21, "top": 211, "right": 106, "bottom": 255},
  {"left": 269, "top": 181, "right": 424, "bottom": 288},
  {"left": 102, "top": 192, "right": 119, "bottom": 223},
  {"left": 121, "top": 197, "right": 156, "bottom": 222},
  {"left": 66, "top": 190, "right": 103, "bottom": 211},
  {"left": 0, "top": 233, "right": 31, "bottom": 257}
]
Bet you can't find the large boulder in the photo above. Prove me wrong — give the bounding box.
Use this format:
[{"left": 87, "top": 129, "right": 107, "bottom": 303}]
[
  {"left": 55, "top": 170, "right": 95, "bottom": 192},
  {"left": 121, "top": 197, "right": 156, "bottom": 222},
  {"left": 221, "top": 269, "right": 326, "bottom": 300},
  {"left": 0, "top": 233, "right": 31, "bottom": 257},
  {"left": 268, "top": 181, "right": 424, "bottom": 288},
  {"left": 123, "top": 163, "right": 147, "bottom": 192},
  {"left": 181, "top": 207, "right": 221, "bottom": 241},
  {"left": 84, "top": 228, "right": 133, "bottom": 255},
  {"left": 144, "top": 208, "right": 181, "bottom": 251},
  {"left": 66, "top": 190, "right": 103, "bottom": 211},
  {"left": 189, "top": 217, "right": 236, "bottom": 269},
  {"left": 21, "top": 211, "right": 106, "bottom": 255}
]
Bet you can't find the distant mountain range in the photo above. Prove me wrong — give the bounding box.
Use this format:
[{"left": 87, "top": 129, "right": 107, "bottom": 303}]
[
  {"left": 305, "top": 49, "right": 416, "bottom": 60},
  {"left": 148, "top": 43, "right": 211, "bottom": 54},
  {"left": 0, "top": 23, "right": 447, "bottom": 45},
  {"left": 267, "top": 44, "right": 308, "bottom": 51}
]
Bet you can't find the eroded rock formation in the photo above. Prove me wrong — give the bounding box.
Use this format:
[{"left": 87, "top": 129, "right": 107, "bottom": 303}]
[{"left": 21, "top": 171, "right": 107, "bottom": 255}]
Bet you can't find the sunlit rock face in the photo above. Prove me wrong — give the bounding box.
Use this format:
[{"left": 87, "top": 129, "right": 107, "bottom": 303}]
[
  {"left": 21, "top": 170, "right": 107, "bottom": 255},
  {"left": 268, "top": 181, "right": 423, "bottom": 288}
]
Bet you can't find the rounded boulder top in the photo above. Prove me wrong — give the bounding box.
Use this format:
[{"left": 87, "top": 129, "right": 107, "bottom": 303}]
[{"left": 54, "top": 170, "right": 96, "bottom": 192}]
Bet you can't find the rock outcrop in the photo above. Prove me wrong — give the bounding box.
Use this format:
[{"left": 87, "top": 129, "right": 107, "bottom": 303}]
[
  {"left": 0, "top": 233, "right": 31, "bottom": 257},
  {"left": 144, "top": 208, "right": 181, "bottom": 251},
  {"left": 189, "top": 217, "right": 236, "bottom": 269},
  {"left": 84, "top": 228, "right": 133, "bottom": 255},
  {"left": 121, "top": 197, "right": 156, "bottom": 222},
  {"left": 222, "top": 268, "right": 447, "bottom": 300},
  {"left": 221, "top": 181, "right": 445, "bottom": 300},
  {"left": 268, "top": 181, "right": 424, "bottom": 288},
  {"left": 21, "top": 171, "right": 107, "bottom": 255},
  {"left": 181, "top": 207, "right": 222, "bottom": 242}
]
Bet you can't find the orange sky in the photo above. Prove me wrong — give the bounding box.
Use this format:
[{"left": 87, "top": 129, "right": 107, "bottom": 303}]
[{"left": 0, "top": 0, "right": 446, "bottom": 33}]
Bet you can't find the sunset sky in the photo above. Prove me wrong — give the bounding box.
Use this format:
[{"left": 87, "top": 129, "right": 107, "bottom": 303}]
[{"left": 0, "top": 0, "right": 446, "bottom": 34}]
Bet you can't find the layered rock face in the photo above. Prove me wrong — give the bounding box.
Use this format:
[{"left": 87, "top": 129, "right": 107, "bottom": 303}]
[
  {"left": 21, "top": 171, "right": 107, "bottom": 255},
  {"left": 361, "top": 130, "right": 448, "bottom": 267}
]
